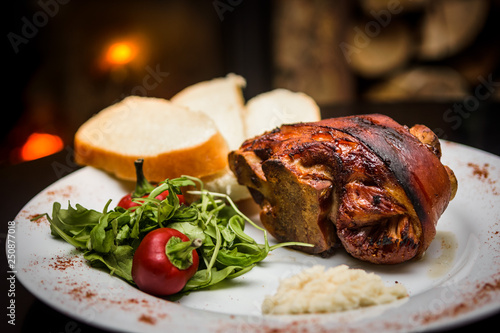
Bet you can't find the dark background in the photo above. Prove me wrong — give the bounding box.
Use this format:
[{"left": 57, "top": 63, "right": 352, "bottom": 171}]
[
  {"left": 3, "top": 0, "right": 500, "bottom": 164},
  {"left": 2, "top": 0, "right": 499, "bottom": 332}
]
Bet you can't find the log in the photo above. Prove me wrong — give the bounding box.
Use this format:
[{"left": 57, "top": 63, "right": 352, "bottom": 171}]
[
  {"left": 359, "top": 0, "right": 429, "bottom": 14},
  {"left": 418, "top": 0, "right": 489, "bottom": 60},
  {"left": 345, "top": 20, "right": 414, "bottom": 78},
  {"left": 272, "top": 0, "right": 355, "bottom": 104},
  {"left": 364, "top": 66, "right": 469, "bottom": 101},
  {"left": 452, "top": 44, "right": 500, "bottom": 86}
]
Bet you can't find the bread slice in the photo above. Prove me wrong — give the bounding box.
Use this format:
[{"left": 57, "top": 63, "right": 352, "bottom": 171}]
[
  {"left": 171, "top": 73, "right": 250, "bottom": 201},
  {"left": 73, "top": 77, "right": 322, "bottom": 203},
  {"left": 171, "top": 73, "right": 247, "bottom": 151},
  {"left": 244, "top": 88, "right": 321, "bottom": 139},
  {"left": 74, "top": 96, "right": 229, "bottom": 183}
]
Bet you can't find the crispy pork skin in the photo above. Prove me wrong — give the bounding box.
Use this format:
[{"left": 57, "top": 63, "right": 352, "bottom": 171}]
[{"left": 228, "top": 114, "right": 457, "bottom": 264}]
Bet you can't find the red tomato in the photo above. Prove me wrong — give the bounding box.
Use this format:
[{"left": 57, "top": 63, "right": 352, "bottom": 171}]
[
  {"left": 116, "top": 159, "right": 186, "bottom": 209},
  {"left": 132, "top": 228, "right": 201, "bottom": 296},
  {"left": 117, "top": 190, "right": 172, "bottom": 209}
]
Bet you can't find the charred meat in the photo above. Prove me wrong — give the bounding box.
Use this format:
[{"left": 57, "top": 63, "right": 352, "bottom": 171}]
[{"left": 229, "top": 114, "right": 457, "bottom": 264}]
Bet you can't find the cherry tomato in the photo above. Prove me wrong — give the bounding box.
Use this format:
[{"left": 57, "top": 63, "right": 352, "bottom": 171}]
[
  {"left": 132, "top": 228, "right": 201, "bottom": 296},
  {"left": 117, "top": 159, "right": 186, "bottom": 209},
  {"left": 117, "top": 190, "right": 173, "bottom": 209}
]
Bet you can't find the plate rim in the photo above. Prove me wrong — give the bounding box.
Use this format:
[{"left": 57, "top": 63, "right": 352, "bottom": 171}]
[{"left": 12, "top": 141, "right": 500, "bottom": 332}]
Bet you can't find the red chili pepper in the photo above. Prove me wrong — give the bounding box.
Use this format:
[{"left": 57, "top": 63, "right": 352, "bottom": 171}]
[
  {"left": 132, "top": 228, "right": 202, "bottom": 296},
  {"left": 117, "top": 159, "right": 185, "bottom": 209}
]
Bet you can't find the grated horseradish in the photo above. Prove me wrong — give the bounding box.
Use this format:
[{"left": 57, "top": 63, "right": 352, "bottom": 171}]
[{"left": 262, "top": 265, "right": 408, "bottom": 315}]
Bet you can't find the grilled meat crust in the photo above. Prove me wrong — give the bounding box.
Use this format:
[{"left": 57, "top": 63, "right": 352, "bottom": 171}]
[{"left": 228, "top": 114, "right": 457, "bottom": 264}]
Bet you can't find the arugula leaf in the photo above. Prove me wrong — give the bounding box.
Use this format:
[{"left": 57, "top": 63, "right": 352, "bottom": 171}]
[
  {"left": 46, "top": 202, "right": 103, "bottom": 249},
  {"left": 183, "top": 265, "right": 255, "bottom": 291},
  {"left": 89, "top": 213, "right": 114, "bottom": 253},
  {"left": 168, "top": 221, "right": 207, "bottom": 243},
  {"left": 84, "top": 245, "right": 135, "bottom": 283},
  {"left": 216, "top": 244, "right": 268, "bottom": 267}
]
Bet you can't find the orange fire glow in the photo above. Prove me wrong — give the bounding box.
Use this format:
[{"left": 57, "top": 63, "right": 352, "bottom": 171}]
[
  {"left": 20, "top": 133, "right": 64, "bottom": 161},
  {"left": 98, "top": 35, "right": 149, "bottom": 72},
  {"left": 105, "top": 41, "right": 138, "bottom": 65}
]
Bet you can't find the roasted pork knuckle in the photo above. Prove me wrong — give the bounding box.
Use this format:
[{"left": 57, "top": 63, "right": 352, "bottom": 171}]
[{"left": 229, "top": 114, "right": 457, "bottom": 264}]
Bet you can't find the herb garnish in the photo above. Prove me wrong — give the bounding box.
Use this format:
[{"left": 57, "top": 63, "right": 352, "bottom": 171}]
[{"left": 42, "top": 176, "right": 312, "bottom": 295}]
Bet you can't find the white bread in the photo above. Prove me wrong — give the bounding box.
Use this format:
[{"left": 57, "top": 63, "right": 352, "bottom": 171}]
[
  {"left": 171, "top": 81, "right": 321, "bottom": 201},
  {"left": 171, "top": 73, "right": 247, "bottom": 151},
  {"left": 171, "top": 73, "right": 250, "bottom": 201},
  {"left": 73, "top": 76, "right": 322, "bottom": 202},
  {"left": 74, "top": 96, "right": 229, "bottom": 183},
  {"left": 228, "top": 88, "right": 320, "bottom": 201},
  {"left": 243, "top": 88, "right": 321, "bottom": 139}
]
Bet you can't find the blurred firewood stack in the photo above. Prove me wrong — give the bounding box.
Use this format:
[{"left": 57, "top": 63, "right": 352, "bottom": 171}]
[{"left": 272, "top": 0, "right": 500, "bottom": 104}]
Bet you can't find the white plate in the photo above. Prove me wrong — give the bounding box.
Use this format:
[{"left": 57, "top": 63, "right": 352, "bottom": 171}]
[{"left": 13, "top": 141, "right": 500, "bottom": 332}]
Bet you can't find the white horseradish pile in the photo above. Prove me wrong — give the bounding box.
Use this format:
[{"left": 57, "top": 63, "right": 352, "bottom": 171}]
[{"left": 262, "top": 265, "right": 408, "bottom": 315}]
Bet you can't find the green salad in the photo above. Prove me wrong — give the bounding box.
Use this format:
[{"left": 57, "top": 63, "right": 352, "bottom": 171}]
[{"left": 38, "top": 174, "right": 311, "bottom": 297}]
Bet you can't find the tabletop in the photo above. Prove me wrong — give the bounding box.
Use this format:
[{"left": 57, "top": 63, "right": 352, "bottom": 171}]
[{"left": 1, "top": 102, "right": 499, "bottom": 332}]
